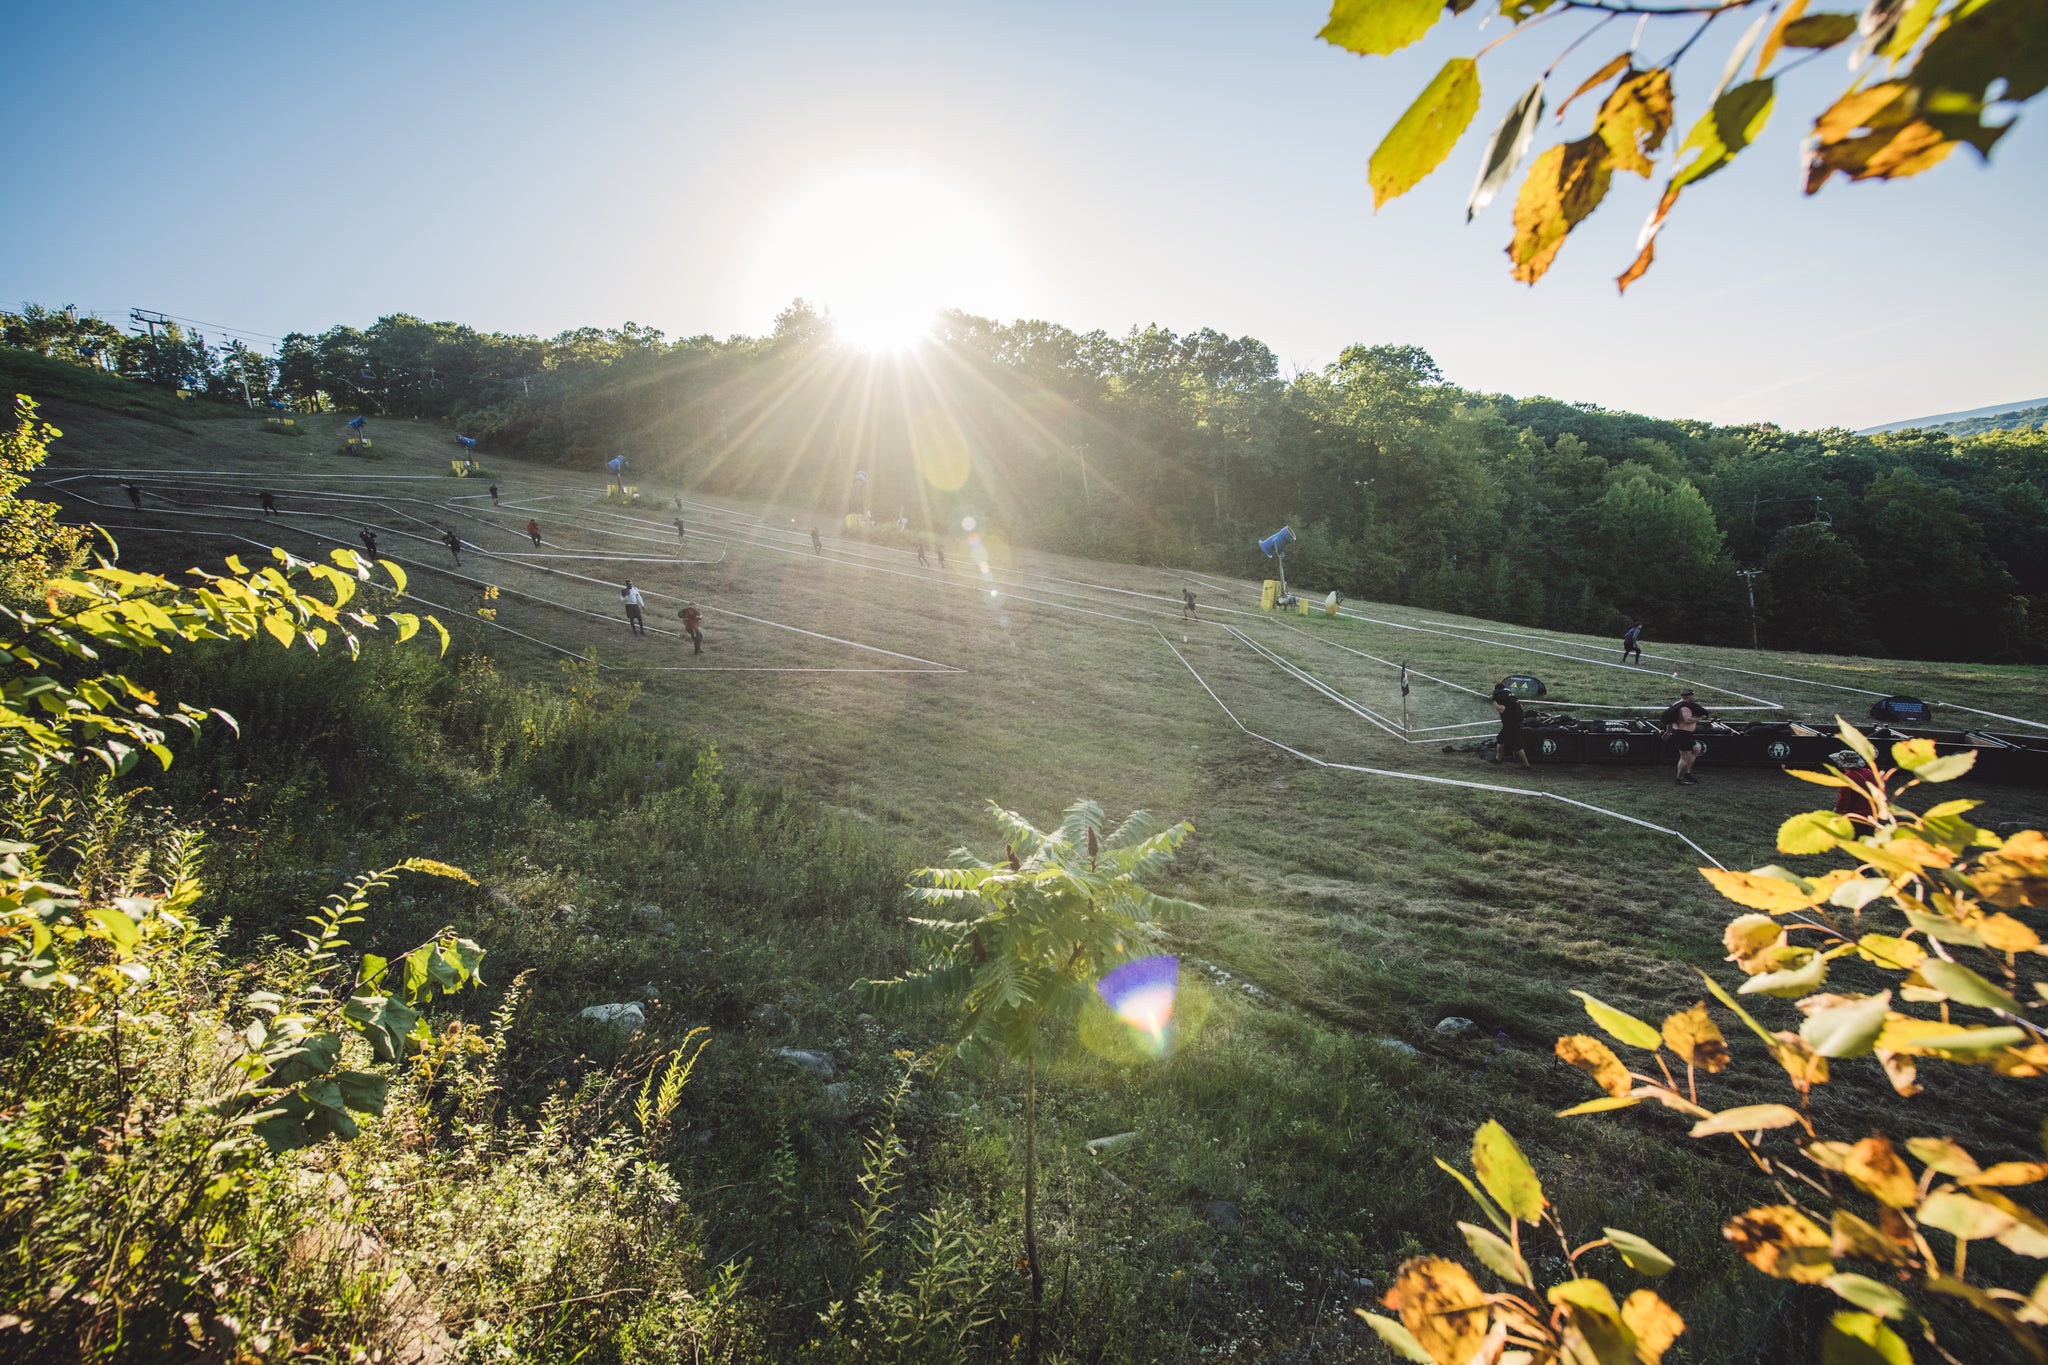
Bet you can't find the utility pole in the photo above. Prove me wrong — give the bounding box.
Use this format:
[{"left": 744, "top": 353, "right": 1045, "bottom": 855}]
[
  {"left": 1072, "top": 443, "right": 1089, "bottom": 501},
  {"left": 1737, "top": 568, "right": 1762, "bottom": 650}
]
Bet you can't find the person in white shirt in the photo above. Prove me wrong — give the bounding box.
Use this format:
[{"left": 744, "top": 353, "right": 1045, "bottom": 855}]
[{"left": 620, "top": 580, "right": 646, "bottom": 636}]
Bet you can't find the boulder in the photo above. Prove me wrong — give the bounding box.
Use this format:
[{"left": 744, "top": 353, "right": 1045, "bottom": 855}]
[
  {"left": 580, "top": 1002, "right": 646, "bottom": 1038},
  {"left": 1372, "top": 1038, "right": 1419, "bottom": 1057},
  {"left": 773, "top": 1047, "right": 836, "bottom": 1079},
  {"left": 1434, "top": 1016, "right": 1476, "bottom": 1035},
  {"left": 1203, "top": 1200, "right": 1242, "bottom": 1231}
]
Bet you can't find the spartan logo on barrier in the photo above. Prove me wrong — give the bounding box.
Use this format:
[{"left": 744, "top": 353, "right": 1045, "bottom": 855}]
[
  {"left": 1609, "top": 738, "right": 1631, "bottom": 755},
  {"left": 1541, "top": 739, "right": 1558, "bottom": 756},
  {"left": 1768, "top": 741, "right": 1792, "bottom": 760}
]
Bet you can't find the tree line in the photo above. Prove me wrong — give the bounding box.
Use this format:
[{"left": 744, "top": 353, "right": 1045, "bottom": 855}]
[{"left": 7, "top": 298, "right": 2044, "bottom": 663}]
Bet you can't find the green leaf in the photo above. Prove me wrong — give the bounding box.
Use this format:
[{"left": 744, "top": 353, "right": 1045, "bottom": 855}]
[
  {"left": 342, "top": 994, "right": 419, "bottom": 1063},
  {"left": 1670, "top": 79, "right": 1776, "bottom": 192},
  {"left": 1918, "top": 959, "right": 2021, "bottom": 1014},
  {"left": 1354, "top": 1311, "right": 1436, "bottom": 1363},
  {"left": 1605, "top": 1226, "right": 1675, "bottom": 1276},
  {"left": 1467, "top": 80, "right": 1545, "bottom": 220},
  {"left": 84, "top": 907, "right": 140, "bottom": 956},
  {"left": 1910, "top": 750, "right": 1976, "bottom": 783},
  {"left": 333, "top": 1069, "right": 390, "bottom": 1115},
  {"left": 360, "top": 952, "right": 389, "bottom": 992},
  {"left": 1472, "top": 1119, "right": 1546, "bottom": 1222},
  {"left": 1320, "top": 0, "right": 1447, "bottom": 56},
  {"left": 259, "top": 1032, "right": 342, "bottom": 1089},
  {"left": 1837, "top": 719, "right": 1878, "bottom": 768},
  {"left": 1801, "top": 993, "right": 1892, "bottom": 1058},
  {"left": 1918, "top": 1191, "right": 2015, "bottom": 1241},
  {"left": 1435, "top": 1156, "right": 1509, "bottom": 1234},
  {"left": 1824, "top": 1273, "right": 1907, "bottom": 1319},
  {"left": 1699, "top": 967, "right": 1778, "bottom": 1046},
  {"left": 1781, "top": 12, "right": 1859, "bottom": 46},
  {"left": 1779, "top": 810, "right": 1855, "bottom": 854},
  {"left": 1904, "top": 909, "right": 1985, "bottom": 946},
  {"left": 1571, "top": 989, "right": 1663, "bottom": 1050},
  {"left": 1459, "top": 1220, "right": 1534, "bottom": 1287},
  {"left": 1370, "top": 58, "right": 1482, "bottom": 209},
  {"left": 1821, "top": 1311, "right": 1913, "bottom": 1365},
  {"left": 1907, "top": 1024, "right": 2027, "bottom": 1053}
]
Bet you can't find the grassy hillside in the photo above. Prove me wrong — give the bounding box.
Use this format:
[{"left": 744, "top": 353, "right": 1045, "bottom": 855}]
[{"left": 20, "top": 391, "right": 2048, "bottom": 1361}]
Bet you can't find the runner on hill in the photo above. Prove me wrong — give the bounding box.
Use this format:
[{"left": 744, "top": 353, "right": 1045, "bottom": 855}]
[
  {"left": 621, "top": 580, "right": 646, "bottom": 636},
  {"left": 674, "top": 517, "right": 686, "bottom": 544},
  {"left": 1832, "top": 748, "right": 1881, "bottom": 824},
  {"left": 259, "top": 491, "right": 278, "bottom": 517},
  {"left": 1621, "top": 621, "right": 1644, "bottom": 664},
  {"left": 443, "top": 529, "right": 464, "bottom": 565},
  {"left": 1183, "top": 587, "right": 1197, "bottom": 621},
  {"left": 526, "top": 519, "right": 542, "bottom": 547},
  {"left": 124, "top": 483, "right": 143, "bottom": 510},
  {"left": 1491, "top": 687, "right": 1530, "bottom": 768},
  {"left": 488, "top": 484, "right": 500, "bottom": 505},
  {"left": 358, "top": 528, "right": 379, "bottom": 560},
  {"left": 1660, "top": 688, "right": 1712, "bottom": 786},
  {"left": 679, "top": 603, "right": 703, "bottom": 654},
  {"left": 916, "top": 542, "right": 930, "bottom": 566},
  {"left": 810, "top": 526, "right": 823, "bottom": 555},
  {"left": 935, "top": 542, "right": 946, "bottom": 570}
]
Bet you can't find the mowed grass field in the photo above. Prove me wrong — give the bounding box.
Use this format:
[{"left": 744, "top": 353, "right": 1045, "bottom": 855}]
[{"left": 31, "top": 391, "right": 2048, "bottom": 1359}]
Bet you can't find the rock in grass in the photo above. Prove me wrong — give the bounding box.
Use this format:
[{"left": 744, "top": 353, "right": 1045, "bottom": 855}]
[
  {"left": 774, "top": 1047, "right": 836, "bottom": 1079},
  {"left": 1372, "top": 1038, "right": 1419, "bottom": 1057},
  {"left": 580, "top": 1002, "right": 647, "bottom": 1038},
  {"left": 1086, "top": 1131, "right": 1139, "bottom": 1155},
  {"left": 1203, "top": 1200, "right": 1242, "bottom": 1231},
  {"left": 1434, "top": 1016, "right": 1476, "bottom": 1035}
]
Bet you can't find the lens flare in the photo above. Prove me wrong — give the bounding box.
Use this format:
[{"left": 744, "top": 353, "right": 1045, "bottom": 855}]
[{"left": 1096, "top": 956, "right": 1179, "bottom": 1058}]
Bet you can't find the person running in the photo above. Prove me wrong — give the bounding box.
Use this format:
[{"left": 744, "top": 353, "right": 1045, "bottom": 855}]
[
  {"left": 488, "top": 484, "right": 500, "bottom": 505},
  {"left": 124, "top": 483, "right": 143, "bottom": 510},
  {"left": 679, "top": 602, "right": 703, "bottom": 654},
  {"left": 674, "top": 517, "right": 686, "bottom": 544},
  {"left": 1660, "top": 688, "right": 1712, "bottom": 785},
  {"left": 1621, "top": 621, "right": 1644, "bottom": 664},
  {"left": 259, "top": 490, "right": 278, "bottom": 517},
  {"left": 443, "top": 528, "right": 464, "bottom": 565},
  {"left": 358, "top": 528, "right": 379, "bottom": 560},
  {"left": 1831, "top": 748, "right": 1881, "bottom": 824},
  {"left": 621, "top": 580, "right": 646, "bottom": 636},
  {"left": 1183, "top": 587, "right": 1197, "bottom": 621},
  {"left": 1491, "top": 686, "right": 1530, "bottom": 768},
  {"left": 935, "top": 542, "right": 946, "bottom": 570},
  {"left": 810, "top": 526, "right": 823, "bottom": 555},
  {"left": 526, "top": 519, "right": 543, "bottom": 547},
  {"left": 916, "top": 542, "right": 930, "bottom": 566}
]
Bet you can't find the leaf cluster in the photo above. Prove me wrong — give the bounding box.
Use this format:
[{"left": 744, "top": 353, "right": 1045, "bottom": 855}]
[
  {"left": 856, "top": 798, "right": 1200, "bottom": 1062},
  {"left": 1546, "top": 722, "right": 2048, "bottom": 1361},
  {"left": 1328, "top": 0, "right": 2046, "bottom": 289}
]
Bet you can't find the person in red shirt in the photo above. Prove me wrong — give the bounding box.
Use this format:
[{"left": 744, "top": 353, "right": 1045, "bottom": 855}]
[
  {"left": 526, "top": 519, "right": 542, "bottom": 547},
  {"left": 679, "top": 603, "right": 704, "bottom": 655},
  {"left": 1832, "top": 749, "right": 1880, "bottom": 824}
]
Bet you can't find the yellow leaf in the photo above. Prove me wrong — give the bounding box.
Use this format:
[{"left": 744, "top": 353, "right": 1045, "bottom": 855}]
[
  {"left": 1700, "top": 867, "right": 1824, "bottom": 913},
  {"left": 1842, "top": 1137, "right": 1918, "bottom": 1209},
  {"left": 1473, "top": 1120, "right": 1546, "bottom": 1224},
  {"left": 1756, "top": 0, "right": 1811, "bottom": 75},
  {"left": 1593, "top": 67, "right": 1674, "bottom": 177},
  {"left": 1906, "top": 1137, "right": 1982, "bottom": 1178},
  {"left": 1557, "top": 1095, "right": 1641, "bottom": 1117},
  {"left": 1831, "top": 1209, "right": 1911, "bottom": 1265},
  {"left": 1622, "top": 1288, "right": 1685, "bottom": 1362},
  {"left": 1571, "top": 989, "right": 1663, "bottom": 1050},
  {"left": 1979, "top": 913, "right": 2041, "bottom": 954},
  {"left": 1724, "top": 1205, "right": 1834, "bottom": 1282},
  {"left": 1557, "top": 52, "right": 1631, "bottom": 123},
  {"left": 1382, "top": 1256, "right": 1489, "bottom": 1365},
  {"left": 1691, "top": 1104, "right": 1806, "bottom": 1138},
  {"left": 261, "top": 613, "right": 295, "bottom": 650},
  {"left": 1507, "top": 136, "right": 1612, "bottom": 285},
  {"left": 1556, "top": 1034, "right": 1632, "bottom": 1098},
  {"left": 1962, "top": 1162, "right": 2048, "bottom": 1187},
  {"left": 1661, "top": 1002, "right": 1729, "bottom": 1072}
]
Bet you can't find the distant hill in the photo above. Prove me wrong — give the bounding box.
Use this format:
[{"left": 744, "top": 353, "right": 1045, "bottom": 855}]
[{"left": 1860, "top": 396, "right": 2048, "bottom": 436}]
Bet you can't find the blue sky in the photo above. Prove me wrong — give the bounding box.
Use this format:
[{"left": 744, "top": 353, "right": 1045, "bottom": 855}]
[{"left": 3, "top": 0, "right": 2042, "bottom": 430}]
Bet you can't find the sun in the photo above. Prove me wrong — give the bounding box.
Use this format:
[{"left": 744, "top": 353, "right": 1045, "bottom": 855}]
[{"left": 755, "top": 170, "right": 1022, "bottom": 351}]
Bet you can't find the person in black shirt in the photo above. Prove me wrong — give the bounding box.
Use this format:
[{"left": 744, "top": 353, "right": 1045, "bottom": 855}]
[
  {"left": 1183, "top": 588, "right": 1197, "bottom": 621},
  {"left": 259, "top": 490, "right": 278, "bottom": 517},
  {"left": 1660, "top": 688, "right": 1712, "bottom": 785},
  {"left": 810, "top": 526, "right": 823, "bottom": 554},
  {"left": 359, "top": 527, "right": 379, "bottom": 560},
  {"left": 443, "top": 528, "right": 464, "bottom": 565},
  {"left": 1492, "top": 687, "right": 1529, "bottom": 767},
  {"left": 124, "top": 483, "right": 143, "bottom": 510},
  {"left": 1621, "top": 621, "right": 1643, "bottom": 664}
]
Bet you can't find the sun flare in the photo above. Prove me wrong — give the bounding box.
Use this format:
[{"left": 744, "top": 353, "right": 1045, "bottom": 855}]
[{"left": 755, "top": 170, "right": 1022, "bottom": 351}]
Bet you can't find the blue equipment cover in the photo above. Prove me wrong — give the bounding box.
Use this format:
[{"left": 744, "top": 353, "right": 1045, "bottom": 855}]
[{"left": 1258, "top": 526, "right": 1296, "bottom": 558}]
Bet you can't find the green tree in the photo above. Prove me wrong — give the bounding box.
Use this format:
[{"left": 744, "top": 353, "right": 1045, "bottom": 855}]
[
  {"left": 857, "top": 799, "right": 1198, "bottom": 1364},
  {"left": 1761, "top": 521, "right": 1875, "bottom": 653},
  {"left": 0, "top": 395, "right": 87, "bottom": 609}
]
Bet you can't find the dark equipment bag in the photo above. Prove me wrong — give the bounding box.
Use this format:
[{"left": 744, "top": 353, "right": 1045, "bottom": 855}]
[{"left": 1870, "top": 696, "right": 1932, "bottom": 724}]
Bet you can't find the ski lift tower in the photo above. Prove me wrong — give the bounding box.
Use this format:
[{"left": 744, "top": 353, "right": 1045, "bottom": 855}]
[{"left": 1258, "top": 525, "right": 1297, "bottom": 610}]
